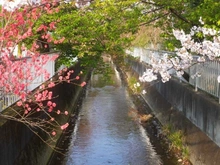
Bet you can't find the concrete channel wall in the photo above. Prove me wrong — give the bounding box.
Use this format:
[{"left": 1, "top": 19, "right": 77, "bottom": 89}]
[
  {"left": 128, "top": 59, "right": 220, "bottom": 165},
  {"left": 0, "top": 63, "right": 89, "bottom": 165},
  {"left": 0, "top": 118, "right": 34, "bottom": 165}
]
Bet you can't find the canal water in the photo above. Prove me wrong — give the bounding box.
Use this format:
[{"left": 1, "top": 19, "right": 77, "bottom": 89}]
[{"left": 58, "top": 59, "right": 162, "bottom": 165}]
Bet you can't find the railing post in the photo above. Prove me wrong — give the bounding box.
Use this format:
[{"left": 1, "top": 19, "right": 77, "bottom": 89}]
[
  {"left": 218, "top": 83, "right": 220, "bottom": 104},
  {"left": 179, "top": 76, "right": 182, "bottom": 83},
  {"left": 0, "top": 99, "right": 2, "bottom": 112},
  {"left": 195, "top": 64, "right": 198, "bottom": 92},
  {"left": 195, "top": 76, "right": 198, "bottom": 92}
]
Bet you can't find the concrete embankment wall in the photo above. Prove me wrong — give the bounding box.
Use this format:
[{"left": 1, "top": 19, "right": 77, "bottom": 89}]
[
  {"left": 0, "top": 118, "right": 34, "bottom": 165},
  {"left": 0, "top": 63, "right": 89, "bottom": 165},
  {"left": 128, "top": 60, "right": 220, "bottom": 165}
]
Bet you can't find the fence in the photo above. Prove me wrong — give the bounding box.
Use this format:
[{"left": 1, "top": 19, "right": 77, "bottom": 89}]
[
  {"left": 0, "top": 95, "right": 19, "bottom": 112},
  {"left": 0, "top": 53, "right": 57, "bottom": 112},
  {"left": 126, "top": 47, "right": 220, "bottom": 102}
]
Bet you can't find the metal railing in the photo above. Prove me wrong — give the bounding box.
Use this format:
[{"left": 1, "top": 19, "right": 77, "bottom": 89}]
[
  {"left": 0, "top": 53, "right": 57, "bottom": 112},
  {"left": 0, "top": 95, "right": 19, "bottom": 112},
  {"left": 126, "top": 47, "right": 220, "bottom": 102},
  {"left": 188, "top": 61, "right": 220, "bottom": 99}
]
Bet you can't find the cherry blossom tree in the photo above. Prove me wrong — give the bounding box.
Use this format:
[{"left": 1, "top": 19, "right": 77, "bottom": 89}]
[
  {"left": 139, "top": 20, "right": 220, "bottom": 83},
  {"left": 0, "top": 0, "right": 86, "bottom": 149}
]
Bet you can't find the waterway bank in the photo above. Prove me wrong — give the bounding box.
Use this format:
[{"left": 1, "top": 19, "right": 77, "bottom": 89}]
[
  {"left": 114, "top": 61, "right": 188, "bottom": 165},
  {"left": 13, "top": 64, "right": 91, "bottom": 165},
  {"left": 49, "top": 56, "right": 180, "bottom": 165},
  {"left": 123, "top": 56, "right": 220, "bottom": 165}
]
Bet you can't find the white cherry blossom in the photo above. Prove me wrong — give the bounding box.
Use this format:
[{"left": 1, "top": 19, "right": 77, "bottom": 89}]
[{"left": 140, "top": 23, "right": 220, "bottom": 83}]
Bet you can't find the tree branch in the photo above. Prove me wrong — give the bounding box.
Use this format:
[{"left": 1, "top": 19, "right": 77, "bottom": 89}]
[
  {"left": 142, "top": 6, "right": 165, "bottom": 15},
  {"left": 139, "top": 12, "right": 169, "bottom": 26},
  {"left": 169, "top": 8, "right": 192, "bottom": 24}
]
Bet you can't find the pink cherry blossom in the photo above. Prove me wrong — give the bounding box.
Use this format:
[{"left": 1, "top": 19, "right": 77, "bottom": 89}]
[
  {"left": 80, "top": 82, "right": 86, "bottom": 87},
  {"left": 0, "top": 2, "right": 82, "bottom": 145},
  {"left": 51, "top": 131, "right": 56, "bottom": 136},
  {"left": 17, "top": 101, "right": 22, "bottom": 107},
  {"left": 48, "top": 91, "right": 53, "bottom": 100},
  {"left": 47, "top": 101, "right": 52, "bottom": 106},
  {"left": 48, "top": 108, "right": 53, "bottom": 112},
  {"left": 60, "top": 123, "right": 69, "bottom": 130},
  {"left": 52, "top": 103, "right": 56, "bottom": 107},
  {"left": 48, "top": 82, "right": 55, "bottom": 88},
  {"left": 59, "top": 76, "right": 63, "bottom": 81}
]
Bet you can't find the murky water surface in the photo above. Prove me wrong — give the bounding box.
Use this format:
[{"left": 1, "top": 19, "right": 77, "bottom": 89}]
[{"left": 62, "top": 60, "right": 162, "bottom": 165}]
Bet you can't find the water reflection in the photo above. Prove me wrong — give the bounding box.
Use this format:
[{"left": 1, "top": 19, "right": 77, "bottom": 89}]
[{"left": 63, "top": 60, "right": 162, "bottom": 165}]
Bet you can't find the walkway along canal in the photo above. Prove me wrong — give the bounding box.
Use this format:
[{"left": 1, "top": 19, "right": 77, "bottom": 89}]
[{"left": 49, "top": 57, "right": 179, "bottom": 165}]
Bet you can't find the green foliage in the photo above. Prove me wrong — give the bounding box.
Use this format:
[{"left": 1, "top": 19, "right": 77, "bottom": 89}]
[
  {"left": 93, "top": 63, "right": 115, "bottom": 85},
  {"left": 28, "top": 0, "right": 220, "bottom": 65},
  {"left": 140, "top": 0, "right": 220, "bottom": 50},
  {"left": 41, "top": 1, "right": 144, "bottom": 68},
  {"left": 169, "top": 130, "right": 183, "bottom": 150},
  {"left": 128, "top": 76, "right": 142, "bottom": 94},
  {"left": 182, "top": 145, "right": 190, "bottom": 159},
  {"left": 55, "top": 42, "right": 79, "bottom": 69},
  {"left": 162, "top": 124, "right": 189, "bottom": 159}
]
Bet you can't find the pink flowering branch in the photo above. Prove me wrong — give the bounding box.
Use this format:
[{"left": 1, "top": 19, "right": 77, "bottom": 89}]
[
  {"left": 0, "top": 1, "right": 87, "bottom": 150},
  {"left": 1, "top": 66, "right": 87, "bottom": 151}
]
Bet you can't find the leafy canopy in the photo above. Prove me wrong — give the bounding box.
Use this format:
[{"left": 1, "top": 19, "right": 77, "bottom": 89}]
[{"left": 36, "top": 0, "right": 145, "bottom": 68}]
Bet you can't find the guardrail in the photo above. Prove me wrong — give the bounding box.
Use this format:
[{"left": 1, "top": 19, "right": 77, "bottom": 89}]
[{"left": 126, "top": 47, "right": 220, "bottom": 103}]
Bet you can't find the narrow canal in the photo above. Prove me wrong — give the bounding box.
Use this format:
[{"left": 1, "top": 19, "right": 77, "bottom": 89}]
[{"left": 54, "top": 57, "right": 165, "bottom": 165}]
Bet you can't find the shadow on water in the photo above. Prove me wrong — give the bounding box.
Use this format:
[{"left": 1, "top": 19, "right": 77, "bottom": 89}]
[{"left": 49, "top": 56, "right": 178, "bottom": 165}]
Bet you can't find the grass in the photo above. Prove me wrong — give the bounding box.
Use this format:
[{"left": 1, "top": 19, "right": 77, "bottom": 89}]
[
  {"left": 127, "top": 76, "right": 142, "bottom": 94},
  {"left": 162, "top": 124, "right": 190, "bottom": 160}
]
